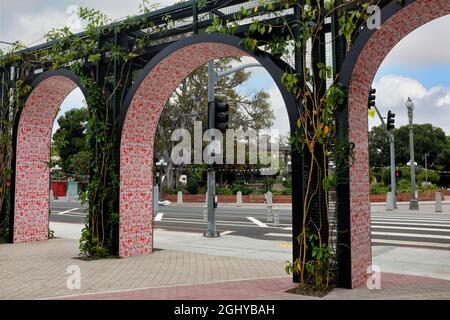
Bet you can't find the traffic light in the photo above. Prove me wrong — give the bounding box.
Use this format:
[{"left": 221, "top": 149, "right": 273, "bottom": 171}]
[
  {"left": 395, "top": 169, "right": 402, "bottom": 179},
  {"left": 387, "top": 110, "right": 395, "bottom": 131},
  {"left": 368, "top": 88, "right": 376, "bottom": 109},
  {"left": 211, "top": 99, "right": 229, "bottom": 133}
]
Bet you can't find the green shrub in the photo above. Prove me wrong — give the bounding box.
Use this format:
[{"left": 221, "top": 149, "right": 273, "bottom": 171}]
[
  {"left": 370, "top": 183, "right": 388, "bottom": 195},
  {"left": 397, "top": 179, "right": 411, "bottom": 193},
  {"left": 417, "top": 170, "right": 440, "bottom": 185},
  {"left": 282, "top": 187, "right": 292, "bottom": 195},
  {"left": 217, "top": 187, "right": 233, "bottom": 195},
  {"left": 231, "top": 184, "right": 252, "bottom": 195},
  {"left": 186, "top": 177, "right": 199, "bottom": 194}
]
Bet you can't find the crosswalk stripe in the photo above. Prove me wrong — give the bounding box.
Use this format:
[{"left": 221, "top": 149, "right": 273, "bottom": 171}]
[
  {"left": 372, "top": 217, "right": 450, "bottom": 222},
  {"left": 371, "top": 231, "right": 450, "bottom": 240},
  {"left": 154, "top": 213, "right": 164, "bottom": 221},
  {"left": 246, "top": 217, "right": 269, "bottom": 228},
  {"left": 371, "top": 221, "right": 450, "bottom": 228},
  {"left": 371, "top": 225, "right": 450, "bottom": 233},
  {"left": 372, "top": 239, "right": 449, "bottom": 248}
]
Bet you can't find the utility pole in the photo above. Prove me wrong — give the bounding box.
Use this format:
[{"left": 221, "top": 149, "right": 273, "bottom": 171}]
[
  {"left": 204, "top": 60, "right": 263, "bottom": 237},
  {"left": 406, "top": 97, "right": 419, "bottom": 210},
  {"left": 205, "top": 61, "right": 218, "bottom": 237},
  {"left": 371, "top": 92, "right": 397, "bottom": 209}
]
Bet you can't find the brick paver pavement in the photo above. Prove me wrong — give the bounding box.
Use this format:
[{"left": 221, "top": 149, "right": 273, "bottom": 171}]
[
  {"left": 1, "top": 238, "right": 450, "bottom": 300},
  {"left": 0, "top": 238, "right": 285, "bottom": 300},
  {"left": 58, "top": 273, "right": 450, "bottom": 300}
]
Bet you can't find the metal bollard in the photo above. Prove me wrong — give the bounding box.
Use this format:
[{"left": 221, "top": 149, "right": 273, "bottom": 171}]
[
  {"left": 273, "top": 207, "right": 279, "bottom": 227},
  {"left": 203, "top": 192, "right": 208, "bottom": 222},
  {"left": 386, "top": 192, "right": 393, "bottom": 211},
  {"left": 267, "top": 205, "right": 273, "bottom": 222},
  {"left": 177, "top": 191, "right": 183, "bottom": 205},
  {"left": 236, "top": 191, "right": 243, "bottom": 207},
  {"left": 435, "top": 192, "right": 442, "bottom": 212}
]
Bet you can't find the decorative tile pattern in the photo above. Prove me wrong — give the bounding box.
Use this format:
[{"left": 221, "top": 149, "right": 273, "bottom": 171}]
[
  {"left": 14, "top": 76, "right": 77, "bottom": 243},
  {"left": 347, "top": 0, "right": 450, "bottom": 287},
  {"left": 119, "top": 43, "right": 248, "bottom": 257}
]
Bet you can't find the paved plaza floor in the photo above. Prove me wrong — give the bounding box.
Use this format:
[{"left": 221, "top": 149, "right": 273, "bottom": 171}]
[{"left": 1, "top": 226, "right": 450, "bottom": 300}]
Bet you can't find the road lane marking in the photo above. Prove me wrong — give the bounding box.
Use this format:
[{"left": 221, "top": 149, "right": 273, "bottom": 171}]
[
  {"left": 246, "top": 217, "right": 268, "bottom": 228},
  {"left": 220, "top": 231, "right": 235, "bottom": 235},
  {"left": 155, "top": 213, "right": 164, "bottom": 221},
  {"left": 282, "top": 227, "right": 292, "bottom": 231},
  {"left": 56, "top": 208, "right": 80, "bottom": 215},
  {"left": 264, "top": 233, "right": 291, "bottom": 238}
]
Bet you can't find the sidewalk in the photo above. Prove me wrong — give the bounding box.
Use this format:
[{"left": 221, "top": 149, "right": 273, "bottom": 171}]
[{"left": 1, "top": 223, "right": 449, "bottom": 300}]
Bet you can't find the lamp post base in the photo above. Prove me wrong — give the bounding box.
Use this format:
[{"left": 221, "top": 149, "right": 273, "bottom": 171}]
[
  {"left": 409, "top": 199, "right": 419, "bottom": 210},
  {"left": 203, "top": 232, "right": 220, "bottom": 238}
]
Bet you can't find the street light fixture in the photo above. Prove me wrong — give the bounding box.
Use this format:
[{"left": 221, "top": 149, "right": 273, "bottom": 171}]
[{"left": 406, "top": 97, "right": 419, "bottom": 210}]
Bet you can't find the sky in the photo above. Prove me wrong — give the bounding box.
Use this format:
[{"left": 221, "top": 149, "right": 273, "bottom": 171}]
[{"left": 0, "top": 1, "right": 449, "bottom": 135}]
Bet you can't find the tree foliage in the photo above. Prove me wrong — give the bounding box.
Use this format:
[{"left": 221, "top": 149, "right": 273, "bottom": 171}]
[
  {"left": 53, "top": 108, "right": 91, "bottom": 175},
  {"left": 369, "top": 124, "right": 450, "bottom": 170}
]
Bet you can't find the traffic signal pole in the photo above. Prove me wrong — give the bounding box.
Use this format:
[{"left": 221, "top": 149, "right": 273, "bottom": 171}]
[
  {"left": 205, "top": 60, "right": 218, "bottom": 237},
  {"left": 204, "top": 60, "right": 263, "bottom": 237},
  {"left": 373, "top": 105, "right": 397, "bottom": 209}
]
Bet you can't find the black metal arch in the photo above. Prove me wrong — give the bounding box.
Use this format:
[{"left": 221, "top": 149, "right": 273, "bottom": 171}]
[
  {"left": 340, "top": 0, "right": 417, "bottom": 87},
  {"left": 335, "top": 0, "right": 427, "bottom": 288},
  {"left": 115, "top": 33, "right": 303, "bottom": 278},
  {"left": 118, "top": 33, "right": 300, "bottom": 134},
  {"left": 9, "top": 68, "right": 88, "bottom": 242}
]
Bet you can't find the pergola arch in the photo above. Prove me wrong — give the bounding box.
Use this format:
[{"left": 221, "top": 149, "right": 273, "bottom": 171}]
[
  {"left": 11, "top": 69, "right": 87, "bottom": 243},
  {"left": 117, "top": 33, "right": 301, "bottom": 257},
  {"left": 337, "top": 0, "right": 450, "bottom": 288}
]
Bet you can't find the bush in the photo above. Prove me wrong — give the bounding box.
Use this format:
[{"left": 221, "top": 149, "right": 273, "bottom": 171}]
[
  {"left": 417, "top": 170, "right": 440, "bottom": 185},
  {"left": 381, "top": 167, "right": 392, "bottom": 186},
  {"left": 282, "top": 187, "right": 292, "bottom": 195},
  {"left": 186, "top": 177, "right": 199, "bottom": 194},
  {"left": 418, "top": 184, "right": 438, "bottom": 193},
  {"left": 397, "top": 179, "right": 411, "bottom": 193},
  {"left": 370, "top": 183, "right": 389, "bottom": 195},
  {"left": 231, "top": 184, "right": 252, "bottom": 195},
  {"left": 217, "top": 187, "right": 233, "bottom": 195},
  {"left": 162, "top": 186, "right": 177, "bottom": 195}
]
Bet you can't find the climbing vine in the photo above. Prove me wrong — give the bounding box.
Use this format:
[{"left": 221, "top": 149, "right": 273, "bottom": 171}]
[
  {"left": 0, "top": 0, "right": 377, "bottom": 288},
  {"left": 0, "top": 3, "right": 173, "bottom": 254},
  {"left": 207, "top": 0, "right": 377, "bottom": 290}
]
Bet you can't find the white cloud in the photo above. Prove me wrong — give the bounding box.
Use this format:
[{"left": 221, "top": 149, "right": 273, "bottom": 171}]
[
  {"left": 370, "top": 75, "right": 450, "bottom": 134},
  {"left": 0, "top": 0, "right": 178, "bottom": 48},
  {"left": 381, "top": 14, "right": 450, "bottom": 67},
  {"left": 267, "top": 85, "right": 289, "bottom": 133}
]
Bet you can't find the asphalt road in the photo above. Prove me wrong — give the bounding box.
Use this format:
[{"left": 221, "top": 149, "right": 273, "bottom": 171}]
[{"left": 50, "top": 200, "right": 450, "bottom": 249}]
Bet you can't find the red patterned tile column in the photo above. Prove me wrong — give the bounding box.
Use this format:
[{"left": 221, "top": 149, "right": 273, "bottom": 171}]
[
  {"left": 347, "top": 0, "right": 450, "bottom": 287},
  {"left": 119, "top": 43, "right": 248, "bottom": 257},
  {"left": 14, "top": 76, "right": 78, "bottom": 243}
]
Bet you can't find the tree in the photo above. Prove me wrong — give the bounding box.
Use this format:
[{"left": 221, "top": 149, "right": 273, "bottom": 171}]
[
  {"left": 369, "top": 124, "right": 450, "bottom": 170},
  {"left": 154, "top": 58, "right": 275, "bottom": 189},
  {"left": 393, "top": 124, "right": 447, "bottom": 168},
  {"left": 52, "top": 108, "right": 91, "bottom": 175},
  {"left": 368, "top": 125, "right": 389, "bottom": 168}
]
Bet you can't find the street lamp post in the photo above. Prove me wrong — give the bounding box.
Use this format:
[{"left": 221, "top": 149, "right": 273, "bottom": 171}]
[
  {"left": 204, "top": 60, "right": 263, "bottom": 238},
  {"left": 406, "top": 97, "right": 419, "bottom": 210},
  {"left": 155, "top": 159, "right": 167, "bottom": 213}
]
